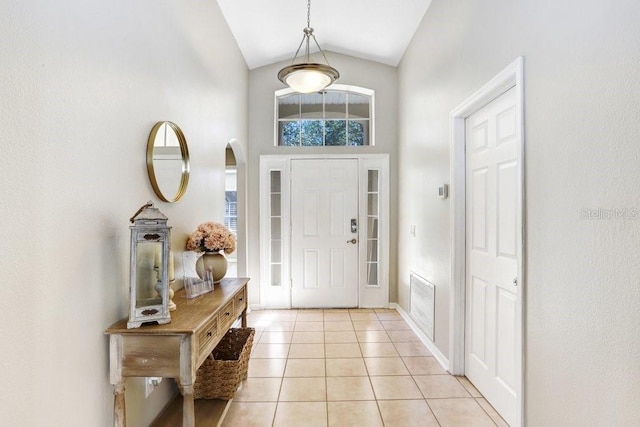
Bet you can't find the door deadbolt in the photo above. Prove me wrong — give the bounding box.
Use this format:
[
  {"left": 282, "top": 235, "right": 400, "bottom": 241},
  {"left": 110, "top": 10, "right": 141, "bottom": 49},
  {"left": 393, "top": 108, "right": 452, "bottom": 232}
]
[{"left": 351, "top": 218, "right": 358, "bottom": 233}]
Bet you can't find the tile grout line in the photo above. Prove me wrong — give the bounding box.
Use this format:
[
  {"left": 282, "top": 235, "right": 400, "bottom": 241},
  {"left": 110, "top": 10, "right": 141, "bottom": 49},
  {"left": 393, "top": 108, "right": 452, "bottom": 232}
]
[
  {"left": 324, "top": 332, "right": 329, "bottom": 427},
  {"left": 472, "top": 396, "right": 500, "bottom": 427},
  {"left": 246, "top": 308, "right": 473, "bottom": 427},
  {"left": 393, "top": 333, "right": 464, "bottom": 427},
  {"left": 360, "top": 316, "right": 388, "bottom": 426},
  {"left": 379, "top": 310, "right": 444, "bottom": 427}
]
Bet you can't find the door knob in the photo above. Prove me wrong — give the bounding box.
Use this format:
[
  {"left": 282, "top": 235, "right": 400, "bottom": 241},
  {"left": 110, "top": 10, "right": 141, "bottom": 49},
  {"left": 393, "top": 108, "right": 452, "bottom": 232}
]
[
  {"left": 513, "top": 278, "right": 518, "bottom": 286},
  {"left": 347, "top": 238, "right": 357, "bottom": 244}
]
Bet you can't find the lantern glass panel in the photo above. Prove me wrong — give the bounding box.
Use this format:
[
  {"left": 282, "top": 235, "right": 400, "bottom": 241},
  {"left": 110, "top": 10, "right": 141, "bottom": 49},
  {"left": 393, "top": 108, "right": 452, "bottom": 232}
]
[{"left": 136, "top": 241, "right": 162, "bottom": 308}]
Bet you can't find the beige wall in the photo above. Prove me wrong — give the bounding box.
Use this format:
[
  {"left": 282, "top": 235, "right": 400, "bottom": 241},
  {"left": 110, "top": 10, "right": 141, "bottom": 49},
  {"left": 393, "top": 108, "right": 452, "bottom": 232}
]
[
  {"left": 0, "top": 1, "right": 248, "bottom": 425},
  {"left": 246, "top": 52, "right": 399, "bottom": 306},
  {"left": 398, "top": 0, "right": 640, "bottom": 424}
]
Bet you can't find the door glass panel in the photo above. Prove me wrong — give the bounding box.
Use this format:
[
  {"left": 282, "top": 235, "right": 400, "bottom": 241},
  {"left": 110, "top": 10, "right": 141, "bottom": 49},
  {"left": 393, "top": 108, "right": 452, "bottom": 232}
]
[
  {"left": 271, "top": 265, "right": 282, "bottom": 287},
  {"left": 368, "top": 170, "right": 379, "bottom": 192},
  {"left": 366, "top": 169, "right": 380, "bottom": 287},
  {"left": 368, "top": 194, "right": 378, "bottom": 215},
  {"left": 271, "top": 193, "right": 281, "bottom": 216},
  {"left": 367, "top": 263, "right": 378, "bottom": 286},
  {"left": 271, "top": 217, "right": 281, "bottom": 239},
  {"left": 367, "top": 240, "right": 378, "bottom": 261},
  {"left": 270, "top": 170, "right": 282, "bottom": 287},
  {"left": 367, "top": 217, "right": 378, "bottom": 239},
  {"left": 271, "top": 240, "right": 282, "bottom": 263}
]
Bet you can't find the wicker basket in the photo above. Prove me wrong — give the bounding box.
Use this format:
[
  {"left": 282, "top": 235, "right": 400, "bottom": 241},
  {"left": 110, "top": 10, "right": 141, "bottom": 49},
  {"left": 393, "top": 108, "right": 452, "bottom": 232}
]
[{"left": 193, "top": 327, "right": 255, "bottom": 400}]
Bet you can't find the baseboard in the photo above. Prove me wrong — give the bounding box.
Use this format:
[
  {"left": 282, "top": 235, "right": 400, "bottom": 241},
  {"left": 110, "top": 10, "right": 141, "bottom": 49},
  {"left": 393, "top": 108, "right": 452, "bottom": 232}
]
[{"left": 390, "top": 303, "right": 450, "bottom": 372}]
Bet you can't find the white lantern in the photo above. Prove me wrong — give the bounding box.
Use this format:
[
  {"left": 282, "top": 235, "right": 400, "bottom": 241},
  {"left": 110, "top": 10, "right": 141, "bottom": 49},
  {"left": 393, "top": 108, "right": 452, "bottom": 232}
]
[{"left": 127, "top": 202, "right": 172, "bottom": 328}]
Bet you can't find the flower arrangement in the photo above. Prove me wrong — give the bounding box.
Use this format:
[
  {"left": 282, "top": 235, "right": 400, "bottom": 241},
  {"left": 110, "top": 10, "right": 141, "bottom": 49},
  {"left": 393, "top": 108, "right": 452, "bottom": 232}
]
[{"left": 186, "top": 221, "right": 236, "bottom": 255}]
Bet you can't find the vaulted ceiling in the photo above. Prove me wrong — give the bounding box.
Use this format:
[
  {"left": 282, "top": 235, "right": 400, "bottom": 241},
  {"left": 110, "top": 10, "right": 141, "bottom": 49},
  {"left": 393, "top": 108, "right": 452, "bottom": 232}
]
[{"left": 216, "top": 0, "right": 432, "bottom": 69}]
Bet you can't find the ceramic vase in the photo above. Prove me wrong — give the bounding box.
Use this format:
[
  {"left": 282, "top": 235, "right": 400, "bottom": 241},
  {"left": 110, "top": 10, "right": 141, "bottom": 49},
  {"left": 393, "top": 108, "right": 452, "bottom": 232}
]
[{"left": 196, "top": 251, "right": 228, "bottom": 283}]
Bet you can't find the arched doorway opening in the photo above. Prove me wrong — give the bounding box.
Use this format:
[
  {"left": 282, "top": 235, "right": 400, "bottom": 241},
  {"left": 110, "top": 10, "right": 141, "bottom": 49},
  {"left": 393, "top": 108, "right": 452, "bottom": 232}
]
[{"left": 225, "top": 139, "right": 247, "bottom": 276}]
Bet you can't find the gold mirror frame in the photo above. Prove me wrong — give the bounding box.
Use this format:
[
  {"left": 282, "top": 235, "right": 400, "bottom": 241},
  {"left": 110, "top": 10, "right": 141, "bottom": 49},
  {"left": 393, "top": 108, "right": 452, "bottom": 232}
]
[{"left": 146, "top": 121, "right": 190, "bottom": 203}]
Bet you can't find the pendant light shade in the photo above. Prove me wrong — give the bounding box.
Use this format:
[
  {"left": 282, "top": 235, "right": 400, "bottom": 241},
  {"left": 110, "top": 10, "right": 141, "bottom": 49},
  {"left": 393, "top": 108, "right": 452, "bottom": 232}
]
[
  {"left": 278, "top": 63, "right": 339, "bottom": 94},
  {"left": 278, "top": 0, "right": 339, "bottom": 93}
]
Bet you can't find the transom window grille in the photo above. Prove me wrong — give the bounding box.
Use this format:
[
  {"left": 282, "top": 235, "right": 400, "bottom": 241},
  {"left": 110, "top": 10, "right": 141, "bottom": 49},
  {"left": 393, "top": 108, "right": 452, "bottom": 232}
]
[{"left": 276, "top": 86, "right": 374, "bottom": 147}]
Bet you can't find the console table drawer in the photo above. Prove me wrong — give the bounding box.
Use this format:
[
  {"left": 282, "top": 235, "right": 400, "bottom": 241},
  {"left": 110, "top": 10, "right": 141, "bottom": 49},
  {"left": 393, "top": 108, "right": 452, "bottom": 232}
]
[
  {"left": 197, "top": 315, "right": 220, "bottom": 357},
  {"left": 218, "top": 300, "right": 235, "bottom": 332},
  {"left": 234, "top": 288, "right": 247, "bottom": 317}
]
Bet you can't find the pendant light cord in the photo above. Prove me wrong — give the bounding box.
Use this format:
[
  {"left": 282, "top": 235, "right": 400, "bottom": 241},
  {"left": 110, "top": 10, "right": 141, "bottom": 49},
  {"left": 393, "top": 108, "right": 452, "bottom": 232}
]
[
  {"left": 305, "top": 0, "right": 311, "bottom": 63},
  {"left": 287, "top": 0, "right": 333, "bottom": 67}
]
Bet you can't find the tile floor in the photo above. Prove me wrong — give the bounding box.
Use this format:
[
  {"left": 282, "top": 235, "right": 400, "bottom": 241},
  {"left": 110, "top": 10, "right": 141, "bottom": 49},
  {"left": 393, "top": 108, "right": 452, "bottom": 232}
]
[{"left": 221, "top": 308, "right": 508, "bottom": 427}]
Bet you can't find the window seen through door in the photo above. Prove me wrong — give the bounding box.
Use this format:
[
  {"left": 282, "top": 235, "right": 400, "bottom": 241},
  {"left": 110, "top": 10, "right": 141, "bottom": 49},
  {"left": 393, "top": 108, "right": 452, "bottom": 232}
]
[
  {"left": 276, "top": 86, "right": 374, "bottom": 147},
  {"left": 225, "top": 145, "right": 238, "bottom": 264}
]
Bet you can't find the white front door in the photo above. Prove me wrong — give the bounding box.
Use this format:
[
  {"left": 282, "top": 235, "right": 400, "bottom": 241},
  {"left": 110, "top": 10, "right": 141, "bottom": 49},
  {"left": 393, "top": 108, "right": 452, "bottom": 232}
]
[
  {"left": 465, "top": 86, "right": 520, "bottom": 425},
  {"left": 290, "top": 158, "right": 359, "bottom": 308}
]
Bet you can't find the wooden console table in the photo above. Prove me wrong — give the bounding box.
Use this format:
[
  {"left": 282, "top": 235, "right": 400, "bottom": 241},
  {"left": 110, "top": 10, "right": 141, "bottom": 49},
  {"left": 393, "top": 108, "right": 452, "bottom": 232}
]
[{"left": 106, "top": 277, "right": 249, "bottom": 427}]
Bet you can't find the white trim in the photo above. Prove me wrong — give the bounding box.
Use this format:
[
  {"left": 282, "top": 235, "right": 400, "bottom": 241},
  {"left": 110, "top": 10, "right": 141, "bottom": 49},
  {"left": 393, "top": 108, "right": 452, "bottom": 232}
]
[
  {"left": 392, "top": 303, "right": 449, "bottom": 372},
  {"left": 259, "top": 154, "right": 389, "bottom": 309},
  {"left": 449, "top": 57, "right": 525, "bottom": 426}
]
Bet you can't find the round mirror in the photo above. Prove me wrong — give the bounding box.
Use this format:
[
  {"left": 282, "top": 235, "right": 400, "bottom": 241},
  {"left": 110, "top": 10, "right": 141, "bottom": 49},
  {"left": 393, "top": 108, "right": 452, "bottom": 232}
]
[{"left": 146, "top": 121, "right": 190, "bottom": 203}]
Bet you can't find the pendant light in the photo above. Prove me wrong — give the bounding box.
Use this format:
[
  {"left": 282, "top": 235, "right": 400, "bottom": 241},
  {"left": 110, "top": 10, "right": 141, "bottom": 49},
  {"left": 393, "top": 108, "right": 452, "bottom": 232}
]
[{"left": 277, "top": 0, "right": 339, "bottom": 93}]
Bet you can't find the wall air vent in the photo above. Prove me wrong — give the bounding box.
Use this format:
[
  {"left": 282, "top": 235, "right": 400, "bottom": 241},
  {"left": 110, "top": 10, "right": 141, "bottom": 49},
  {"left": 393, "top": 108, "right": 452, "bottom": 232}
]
[{"left": 410, "top": 272, "right": 435, "bottom": 342}]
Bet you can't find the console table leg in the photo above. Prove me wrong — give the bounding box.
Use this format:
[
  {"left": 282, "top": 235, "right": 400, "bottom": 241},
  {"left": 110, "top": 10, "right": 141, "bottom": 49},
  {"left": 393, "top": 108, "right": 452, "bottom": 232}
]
[
  {"left": 182, "top": 385, "right": 195, "bottom": 427},
  {"left": 113, "top": 382, "right": 126, "bottom": 427}
]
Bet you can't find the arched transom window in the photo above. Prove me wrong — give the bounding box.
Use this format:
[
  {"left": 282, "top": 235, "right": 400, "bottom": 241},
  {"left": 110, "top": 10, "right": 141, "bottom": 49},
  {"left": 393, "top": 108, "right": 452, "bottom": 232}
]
[{"left": 275, "top": 85, "right": 374, "bottom": 147}]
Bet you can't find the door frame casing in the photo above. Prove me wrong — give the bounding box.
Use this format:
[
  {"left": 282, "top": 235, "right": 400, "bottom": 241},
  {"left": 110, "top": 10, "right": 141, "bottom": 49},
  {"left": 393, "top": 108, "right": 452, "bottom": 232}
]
[
  {"left": 259, "top": 154, "right": 390, "bottom": 309},
  {"left": 449, "top": 57, "right": 525, "bottom": 425}
]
